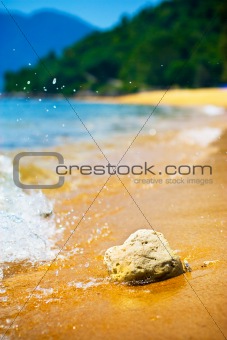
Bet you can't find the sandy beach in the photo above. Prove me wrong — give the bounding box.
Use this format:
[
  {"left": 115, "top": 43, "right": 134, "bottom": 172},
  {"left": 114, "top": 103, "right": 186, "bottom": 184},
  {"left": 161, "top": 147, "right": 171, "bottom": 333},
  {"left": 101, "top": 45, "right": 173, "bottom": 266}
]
[
  {"left": 0, "top": 98, "right": 227, "bottom": 339},
  {"left": 86, "top": 88, "right": 227, "bottom": 108}
]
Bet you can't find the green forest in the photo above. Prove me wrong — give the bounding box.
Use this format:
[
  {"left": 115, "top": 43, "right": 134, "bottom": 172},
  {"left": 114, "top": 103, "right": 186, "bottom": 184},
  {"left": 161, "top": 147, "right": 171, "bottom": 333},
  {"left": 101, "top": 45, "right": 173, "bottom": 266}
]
[{"left": 4, "top": 0, "right": 227, "bottom": 96}]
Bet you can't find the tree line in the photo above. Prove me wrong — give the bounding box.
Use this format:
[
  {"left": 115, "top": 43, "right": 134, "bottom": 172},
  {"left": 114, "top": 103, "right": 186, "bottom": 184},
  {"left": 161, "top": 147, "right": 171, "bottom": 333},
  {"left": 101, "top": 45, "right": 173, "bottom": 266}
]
[{"left": 4, "top": 0, "right": 227, "bottom": 96}]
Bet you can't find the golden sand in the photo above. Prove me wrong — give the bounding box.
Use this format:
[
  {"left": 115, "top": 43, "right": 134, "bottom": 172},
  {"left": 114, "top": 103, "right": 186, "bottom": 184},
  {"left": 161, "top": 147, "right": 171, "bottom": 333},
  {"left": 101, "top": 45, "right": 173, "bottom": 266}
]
[{"left": 86, "top": 88, "right": 227, "bottom": 108}]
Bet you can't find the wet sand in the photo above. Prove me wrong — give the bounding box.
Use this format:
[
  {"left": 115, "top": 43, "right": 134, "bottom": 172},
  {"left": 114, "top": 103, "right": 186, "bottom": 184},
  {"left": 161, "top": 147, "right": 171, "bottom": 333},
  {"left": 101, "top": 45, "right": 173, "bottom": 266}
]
[{"left": 0, "top": 108, "right": 227, "bottom": 339}]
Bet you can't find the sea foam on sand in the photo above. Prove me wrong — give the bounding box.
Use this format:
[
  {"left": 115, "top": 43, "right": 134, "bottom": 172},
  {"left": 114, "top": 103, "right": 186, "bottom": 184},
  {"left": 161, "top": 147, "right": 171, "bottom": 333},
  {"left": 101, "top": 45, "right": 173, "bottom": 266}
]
[
  {"left": 178, "top": 127, "right": 221, "bottom": 147},
  {"left": 202, "top": 105, "right": 225, "bottom": 116},
  {"left": 0, "top": 155, "right": 58, "bottom": 272}
]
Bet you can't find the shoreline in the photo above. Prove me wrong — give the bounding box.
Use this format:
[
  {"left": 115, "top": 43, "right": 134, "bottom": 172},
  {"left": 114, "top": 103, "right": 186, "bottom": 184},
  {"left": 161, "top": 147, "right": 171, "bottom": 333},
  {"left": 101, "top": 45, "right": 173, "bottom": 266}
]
[{"left": 2, "top": 88, "right": 227, "bottom": 108}]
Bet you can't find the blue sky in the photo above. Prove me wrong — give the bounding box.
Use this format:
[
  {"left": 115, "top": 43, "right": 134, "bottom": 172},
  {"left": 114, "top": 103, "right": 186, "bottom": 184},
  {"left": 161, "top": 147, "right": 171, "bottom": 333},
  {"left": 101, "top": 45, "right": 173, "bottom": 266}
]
[{"left": 1, "top": 0, "right": 161, "bottom": 28}]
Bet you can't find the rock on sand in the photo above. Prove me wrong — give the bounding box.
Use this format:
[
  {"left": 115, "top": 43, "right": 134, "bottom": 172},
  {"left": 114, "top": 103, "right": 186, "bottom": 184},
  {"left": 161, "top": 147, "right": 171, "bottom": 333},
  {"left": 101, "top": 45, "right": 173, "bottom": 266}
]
[{"left": 104, "top": 229, "right": 184, "bottom": 284}]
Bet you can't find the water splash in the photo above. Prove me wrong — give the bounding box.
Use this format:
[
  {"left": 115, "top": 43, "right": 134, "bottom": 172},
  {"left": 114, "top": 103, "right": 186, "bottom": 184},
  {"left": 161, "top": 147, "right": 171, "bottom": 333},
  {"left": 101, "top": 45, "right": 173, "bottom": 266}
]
[{"left": 0, "top": 155, "right": 58, "bottom": 273}]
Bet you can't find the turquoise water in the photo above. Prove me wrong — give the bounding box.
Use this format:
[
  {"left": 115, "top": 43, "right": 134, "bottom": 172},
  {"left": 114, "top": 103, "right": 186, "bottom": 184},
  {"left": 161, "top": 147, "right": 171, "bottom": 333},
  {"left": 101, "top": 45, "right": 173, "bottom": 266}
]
[{"left": 0, "top": 97, "right": 180, "bottom": 149}]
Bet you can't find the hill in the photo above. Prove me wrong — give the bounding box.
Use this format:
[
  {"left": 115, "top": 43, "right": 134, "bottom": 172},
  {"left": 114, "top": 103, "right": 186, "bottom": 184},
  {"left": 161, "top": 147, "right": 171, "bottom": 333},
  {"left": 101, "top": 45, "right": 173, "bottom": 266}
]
[
  {"left": 0, "top": 9, "right": 95, "bottom": 89},
  {"left": 4, "top": 0, "right": 226, "bottom": 95}
]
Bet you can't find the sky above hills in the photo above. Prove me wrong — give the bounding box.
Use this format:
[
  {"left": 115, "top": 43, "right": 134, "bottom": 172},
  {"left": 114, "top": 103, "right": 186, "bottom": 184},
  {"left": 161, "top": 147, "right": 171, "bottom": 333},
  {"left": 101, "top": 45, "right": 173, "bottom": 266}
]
[{"left": 1, "top": 0, "right": 160, "bottom": 28}]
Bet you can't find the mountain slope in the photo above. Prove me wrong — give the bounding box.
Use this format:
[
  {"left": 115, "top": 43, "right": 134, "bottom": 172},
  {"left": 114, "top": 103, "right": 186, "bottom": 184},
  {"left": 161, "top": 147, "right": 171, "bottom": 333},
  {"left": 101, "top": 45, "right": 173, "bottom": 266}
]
[{"left": 0, "top": 9, "right": 95, "bottom": 88}]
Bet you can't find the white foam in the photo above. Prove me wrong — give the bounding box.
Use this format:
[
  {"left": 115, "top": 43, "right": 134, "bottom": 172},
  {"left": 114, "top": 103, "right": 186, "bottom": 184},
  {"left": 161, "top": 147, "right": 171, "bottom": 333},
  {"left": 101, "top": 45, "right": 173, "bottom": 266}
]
[
  {"left": 0, "top": 155, "right": 58, "bottom": 269},
  {"left": 178, "top": 127, "right": 221, "bottom": 147},
  {"left": 68, "top": 277, "right": 109, "bottom": 290},
  {"left": 202, "top": 105, "right": 225, "bottom": 116}
]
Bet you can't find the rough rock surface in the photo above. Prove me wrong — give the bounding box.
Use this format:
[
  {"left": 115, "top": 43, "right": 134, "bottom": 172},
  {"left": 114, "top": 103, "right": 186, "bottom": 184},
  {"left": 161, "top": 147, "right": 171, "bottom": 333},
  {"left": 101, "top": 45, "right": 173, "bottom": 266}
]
[{"left": 104, "top": 229, "right": 184, "bottom": 284}]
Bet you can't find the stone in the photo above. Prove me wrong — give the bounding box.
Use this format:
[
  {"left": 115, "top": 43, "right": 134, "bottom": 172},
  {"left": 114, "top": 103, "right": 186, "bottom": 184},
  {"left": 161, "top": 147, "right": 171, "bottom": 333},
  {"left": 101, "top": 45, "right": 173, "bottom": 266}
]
[{"left": 104, "top": 229, "right": 184, "bottom": 284}]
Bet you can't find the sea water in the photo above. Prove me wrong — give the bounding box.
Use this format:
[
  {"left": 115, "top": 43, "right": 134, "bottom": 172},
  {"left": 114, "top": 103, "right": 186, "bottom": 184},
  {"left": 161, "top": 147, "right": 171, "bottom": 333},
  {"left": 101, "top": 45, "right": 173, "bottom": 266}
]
[
  {"left": 0, "top": 154, "right": 57, "bottom": 271},
  {"left": 0, "top": 97, "right": 187, "bottom": 149}
]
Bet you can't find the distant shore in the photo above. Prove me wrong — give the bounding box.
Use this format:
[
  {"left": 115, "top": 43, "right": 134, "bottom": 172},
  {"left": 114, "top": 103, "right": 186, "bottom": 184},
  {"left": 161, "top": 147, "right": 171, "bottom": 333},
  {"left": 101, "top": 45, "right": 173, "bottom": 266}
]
[
  {"left": 2, "top": 88, "right": 227, "bottom": 108},
  {"left": 85, "top": 88, "right": 227, "bottom": 108}
]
